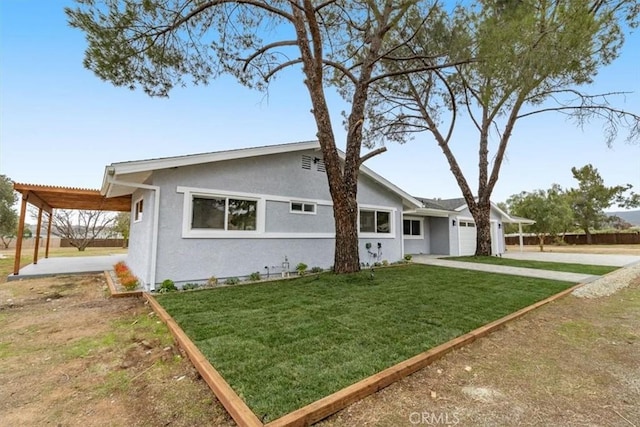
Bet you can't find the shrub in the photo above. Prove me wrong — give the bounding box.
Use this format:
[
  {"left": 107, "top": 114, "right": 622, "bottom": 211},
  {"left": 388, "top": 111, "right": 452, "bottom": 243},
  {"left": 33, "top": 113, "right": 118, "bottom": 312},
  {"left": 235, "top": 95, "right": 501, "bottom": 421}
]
[
  {"left": 310, "top": 266, "right": 323, "bottom": 274},
  {"left": 182, "top": 283, "right": 200, "bottom": 291},
  {"left": 404, "top": 254, "right": 413, "bottom": 261},
  {"left": 296, "top": 262, "right": 308, "bottom": 276},
  {"left": 382, "top": 260, "right": 389, "bottom": 266},
  {"left": 225, "top": 277, "right": 240, "bottom": 285},
  {"left": 248, "top": 272, "right": 261, "bottom": 281},
  {"left": 120, "top": 274, "right": 139, "bottom": 291},
  {"left": 159, "top": 279, "right": 177, "bottom": 293},
  {"left": 113, "top": 261, "right": 139, "bottom": 291},
  {"left": 207, "top": 276, "right": 218, "bottom": 287}
]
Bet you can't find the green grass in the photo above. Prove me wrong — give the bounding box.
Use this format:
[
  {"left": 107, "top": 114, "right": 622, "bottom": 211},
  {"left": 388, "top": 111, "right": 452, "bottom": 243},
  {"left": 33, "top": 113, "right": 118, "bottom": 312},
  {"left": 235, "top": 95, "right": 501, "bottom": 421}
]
[
  {"left": 446, "top": 256, "right": 618, "bottom": 276},
  {"left": 156, "top": 264, "right": 573, "bottom": 422}
]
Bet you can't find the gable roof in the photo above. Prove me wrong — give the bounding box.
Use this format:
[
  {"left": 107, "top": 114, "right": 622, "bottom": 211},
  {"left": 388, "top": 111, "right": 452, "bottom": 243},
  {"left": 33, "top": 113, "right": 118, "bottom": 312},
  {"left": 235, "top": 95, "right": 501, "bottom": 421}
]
[{"left": 101, "top": 140, "right": 422, "bottom": 208}]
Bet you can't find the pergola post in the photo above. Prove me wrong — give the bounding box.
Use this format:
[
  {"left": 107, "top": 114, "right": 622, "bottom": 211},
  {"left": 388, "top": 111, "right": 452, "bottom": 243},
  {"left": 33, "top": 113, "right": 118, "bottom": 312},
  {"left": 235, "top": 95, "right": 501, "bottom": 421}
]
[
  {"left": 33, "top": 207, "right": 43, "bottom": 264},
  {"left": 13, "top": 196, "right": 28, "bottom": 275},
  {"left": 518, "top": 222, "right": 524, "bottom": 252},
  {"left": 45, "top": 210, "right": 53, "bottom": 258}
]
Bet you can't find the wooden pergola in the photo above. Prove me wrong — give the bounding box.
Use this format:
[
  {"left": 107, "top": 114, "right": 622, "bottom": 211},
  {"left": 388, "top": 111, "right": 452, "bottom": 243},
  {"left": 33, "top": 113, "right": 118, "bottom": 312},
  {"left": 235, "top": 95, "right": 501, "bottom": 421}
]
[{"left": 12, "top": 183, "right": 131, "bottom": 276}]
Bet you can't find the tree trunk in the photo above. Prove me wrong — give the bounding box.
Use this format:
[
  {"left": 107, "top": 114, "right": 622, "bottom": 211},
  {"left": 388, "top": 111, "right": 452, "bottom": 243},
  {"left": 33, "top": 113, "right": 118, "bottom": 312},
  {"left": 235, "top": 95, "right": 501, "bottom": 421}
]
[
  {"left": 474, "top": 207, "right": 492, "bottom": 256},
  {"left": 585, "top": 228, "right": 592, "bottom": 244},
  {"left": 332, "top": 194, "right": 360, "bottom": 272},
  {"left": 538, "top": 234, "right": 545, "bottom": 252}
]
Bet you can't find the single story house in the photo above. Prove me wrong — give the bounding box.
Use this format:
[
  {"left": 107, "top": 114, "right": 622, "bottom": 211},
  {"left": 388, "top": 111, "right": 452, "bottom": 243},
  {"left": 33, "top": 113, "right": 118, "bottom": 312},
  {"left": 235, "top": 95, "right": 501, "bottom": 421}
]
[{"left": 101, "top": 141, "right": 531, "bottom": 290}]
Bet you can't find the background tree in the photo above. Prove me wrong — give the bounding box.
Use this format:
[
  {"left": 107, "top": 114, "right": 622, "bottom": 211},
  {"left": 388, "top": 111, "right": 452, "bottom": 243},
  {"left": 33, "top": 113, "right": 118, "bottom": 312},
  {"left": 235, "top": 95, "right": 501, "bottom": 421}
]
[
  {"left": 370, "top": 0, "right": 639, "bottom": 255},
  {"left": 0, "top": 175, "right": 18, "bottom": 249},
  {"left": 113, "top": 212, "right": 131, "bottom": 248},
  {"left": 50, "top": 210, "right": 116, "bottom": 251},
  {"left": 568, "top": 164, "right": 639, "bottom": 244},
  {"left": 67, "top": 0, "right": 458, "bottom": 273},
  {"left": 507, "top": 184, "right": 573, "bottom": 251}
]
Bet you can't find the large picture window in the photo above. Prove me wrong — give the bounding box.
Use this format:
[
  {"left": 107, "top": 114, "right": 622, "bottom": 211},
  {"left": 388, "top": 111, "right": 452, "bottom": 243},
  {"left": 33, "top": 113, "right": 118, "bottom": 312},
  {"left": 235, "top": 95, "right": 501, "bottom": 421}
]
[
  {"left": 359, "top": 209, "right": 390, "bottom": 234},
  {"left": 192, "top": 196, "right": 257, "bottom": 231}
]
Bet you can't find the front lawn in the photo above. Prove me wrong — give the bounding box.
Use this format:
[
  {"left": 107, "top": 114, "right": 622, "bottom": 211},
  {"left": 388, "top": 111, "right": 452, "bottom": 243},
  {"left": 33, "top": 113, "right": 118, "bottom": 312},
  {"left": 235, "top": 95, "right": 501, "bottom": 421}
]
[
  {"left": 446, "top": 256, "right": 617, "bottom": 276},
  {"left": 156, "top": 264, "right": 572, "bottom": 422}
]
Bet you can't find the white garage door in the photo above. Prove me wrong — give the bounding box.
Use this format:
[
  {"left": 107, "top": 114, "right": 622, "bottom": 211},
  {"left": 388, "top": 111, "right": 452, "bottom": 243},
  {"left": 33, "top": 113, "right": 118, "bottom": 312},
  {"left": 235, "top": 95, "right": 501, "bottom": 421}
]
[{"left": 458, "top": 220, "right": 476, "bottom": 256}]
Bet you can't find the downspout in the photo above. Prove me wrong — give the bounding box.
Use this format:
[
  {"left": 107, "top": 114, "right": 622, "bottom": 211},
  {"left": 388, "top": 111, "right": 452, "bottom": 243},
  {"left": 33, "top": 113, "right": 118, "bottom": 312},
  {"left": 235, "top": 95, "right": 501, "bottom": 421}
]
[{"left": 106, "top": 177, "right": 160, "bottom": 291}]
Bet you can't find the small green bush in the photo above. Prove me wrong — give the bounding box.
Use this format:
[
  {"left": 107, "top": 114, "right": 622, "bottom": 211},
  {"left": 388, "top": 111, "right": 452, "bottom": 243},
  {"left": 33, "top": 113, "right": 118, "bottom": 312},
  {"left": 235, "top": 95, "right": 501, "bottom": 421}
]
[
  {"left": 249, "top": 272, "right": 261, "bottom": 281},
  {"left": 225, "top": 277, "right": 240, "bottom": 285},
  {"left": 404, "top": 254, "right": 413, "bottom": 261},
  {"left": 310, "top": 266, "right": 323, "bottom": 274},
  {"left": 296, "top": 262, "right": 308, "bottom": 276},
  {"left": 182, "top": 283, "right": 200, "bottom": 291},
  {"left": 159, "top": 279, "right": 177, "bottom": 293}
]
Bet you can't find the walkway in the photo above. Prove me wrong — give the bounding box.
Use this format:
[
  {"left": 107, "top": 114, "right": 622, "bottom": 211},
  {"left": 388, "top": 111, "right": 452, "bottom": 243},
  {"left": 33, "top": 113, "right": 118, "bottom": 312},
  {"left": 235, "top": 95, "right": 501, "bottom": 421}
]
[
  {"left": 502, "top": 251, "right": 640, "bottom": 267},
  {"left": 412, "top": 255, "right": 599, "bottom": 283},
  {"left": 7, "top": 254, "right": 127, "bottom": 281}
]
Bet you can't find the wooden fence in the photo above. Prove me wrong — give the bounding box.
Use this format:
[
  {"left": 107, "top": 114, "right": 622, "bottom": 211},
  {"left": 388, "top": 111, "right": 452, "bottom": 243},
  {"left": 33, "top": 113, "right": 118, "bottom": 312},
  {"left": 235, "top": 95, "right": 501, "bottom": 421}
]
[
  {"left": 505, "top": 232, "right": 640, "bottom": 246},
  {"left": 60, "top": 238, "right": 126, "bottom": 248}
]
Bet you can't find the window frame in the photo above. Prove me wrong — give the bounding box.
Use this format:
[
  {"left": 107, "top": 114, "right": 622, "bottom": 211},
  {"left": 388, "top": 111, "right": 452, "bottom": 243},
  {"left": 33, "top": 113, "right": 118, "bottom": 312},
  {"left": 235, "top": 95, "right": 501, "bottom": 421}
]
[
  {"left": 179, "top": 187, "right": 265, "bottom": 238},
  {"left": 358, "top": 206, "right": 395, "bottom": 238},
  {"left": 402, "top": 217, "right": 423, "bottom": 239},
  {"left": 290, "top": 201, "right": 317, "bottom": 215},
  {"left": 133, "top": 197, "right": 144, "bottom": 223}
]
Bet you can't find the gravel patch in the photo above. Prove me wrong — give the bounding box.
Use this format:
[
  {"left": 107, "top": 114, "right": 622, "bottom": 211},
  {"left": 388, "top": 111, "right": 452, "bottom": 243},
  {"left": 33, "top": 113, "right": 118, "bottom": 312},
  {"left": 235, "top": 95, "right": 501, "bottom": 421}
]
[{"left": 572, "top": 262, "right": 640, "bottom": 298}]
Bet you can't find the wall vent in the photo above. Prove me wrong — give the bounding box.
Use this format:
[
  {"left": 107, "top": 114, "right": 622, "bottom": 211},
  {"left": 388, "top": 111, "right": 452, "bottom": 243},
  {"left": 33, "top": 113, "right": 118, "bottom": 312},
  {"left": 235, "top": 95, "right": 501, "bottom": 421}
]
[{"left": 301, "top": 155, "right": 312, "bottom": 170}]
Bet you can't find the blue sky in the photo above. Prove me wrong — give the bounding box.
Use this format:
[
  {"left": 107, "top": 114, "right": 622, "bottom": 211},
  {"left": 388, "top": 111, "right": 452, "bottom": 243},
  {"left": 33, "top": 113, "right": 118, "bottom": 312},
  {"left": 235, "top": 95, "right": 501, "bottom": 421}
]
[{"left": 1, "top": 1, "right": 639, "bottom": 207}]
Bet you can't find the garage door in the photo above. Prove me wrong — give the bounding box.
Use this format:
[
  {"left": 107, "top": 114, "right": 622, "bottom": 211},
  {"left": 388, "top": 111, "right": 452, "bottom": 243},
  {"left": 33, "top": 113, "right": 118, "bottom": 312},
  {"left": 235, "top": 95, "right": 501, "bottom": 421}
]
[{"left": 458, "top": 220, "right": 476, "bottom": 256}]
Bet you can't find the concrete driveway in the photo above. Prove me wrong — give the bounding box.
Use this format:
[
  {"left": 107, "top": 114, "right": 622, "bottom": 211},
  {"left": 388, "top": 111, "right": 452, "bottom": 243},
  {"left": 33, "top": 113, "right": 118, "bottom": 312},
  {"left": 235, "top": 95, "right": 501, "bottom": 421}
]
[
  {"left": 502, "top": 251, "right": 640, "bottom": 267},
  {"left": 412, "top": 255, "right": 598, "bottom": 283}
]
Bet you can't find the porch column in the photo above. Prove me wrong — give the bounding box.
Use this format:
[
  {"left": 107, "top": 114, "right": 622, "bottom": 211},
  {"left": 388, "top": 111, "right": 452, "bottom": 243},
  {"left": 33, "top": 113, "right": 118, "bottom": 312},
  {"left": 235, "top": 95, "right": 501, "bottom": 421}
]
[
  {"left": 33, "top": 207, "right": 43, "bottom": 264},
  {"left": 13, "top": 196, "right": 27, "bottom": 275},
  {"left": 45, "top": 210, "right": 53, "bottom": 258},
  {"left": 518, "top": 222, "right": 524, "bottom": 252}
]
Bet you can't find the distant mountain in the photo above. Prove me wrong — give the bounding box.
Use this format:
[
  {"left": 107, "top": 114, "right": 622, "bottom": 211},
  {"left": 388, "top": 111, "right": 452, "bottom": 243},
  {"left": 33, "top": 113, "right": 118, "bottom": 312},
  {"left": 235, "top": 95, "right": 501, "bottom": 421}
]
[{"left": 607, "top": 210, "right": 640, "bottom": 226}]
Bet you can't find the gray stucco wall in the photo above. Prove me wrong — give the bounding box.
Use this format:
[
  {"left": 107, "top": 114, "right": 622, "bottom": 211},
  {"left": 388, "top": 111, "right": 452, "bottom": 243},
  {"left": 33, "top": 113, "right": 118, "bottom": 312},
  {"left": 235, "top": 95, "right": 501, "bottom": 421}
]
[
  {"left": 403, "top": 217, "right": 431, "bottom": 254},
  {"left": 430, "top": 217, "right": 450, "bottom": 255},
  {"left": 127, "top": 188, "right": 155, "bottom": 286},
  {"left": 126, "top": 149, "right": 405, "bottom": 285}
]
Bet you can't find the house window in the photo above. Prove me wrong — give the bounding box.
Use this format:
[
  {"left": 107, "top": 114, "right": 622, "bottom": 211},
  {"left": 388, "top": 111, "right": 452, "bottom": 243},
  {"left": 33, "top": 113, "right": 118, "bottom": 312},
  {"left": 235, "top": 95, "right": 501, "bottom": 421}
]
[
  {"left": 460, "top": 221, "right": 476, "bottom": 228},
  {"left": 360, "top": 210, "right": 390, "bottom": 234},
  {"left": 134, "top": 198, "right": 143, "bottom": 222},
  {"left": 192, "top": 196, "right": 257, "bottom": 231},
  {"left": 290, "top": 201, "right": 316, "bottom": 214},
  {"left": 403, "top": 219, "right": 421, "bottom": 236}
]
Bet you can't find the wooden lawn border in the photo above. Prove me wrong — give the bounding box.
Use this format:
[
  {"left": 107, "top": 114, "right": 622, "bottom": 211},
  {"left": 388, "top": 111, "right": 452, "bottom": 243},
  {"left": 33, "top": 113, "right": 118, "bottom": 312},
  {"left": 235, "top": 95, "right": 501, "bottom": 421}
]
[
  {"left": 103, "top": 270, "right": 143, "bottom": 298},
  {"left": 142, "top": 279, "right": 584, "bottom": 427},
  {"left": 143, "top": 292, "right": 263, "bottom": 427}
]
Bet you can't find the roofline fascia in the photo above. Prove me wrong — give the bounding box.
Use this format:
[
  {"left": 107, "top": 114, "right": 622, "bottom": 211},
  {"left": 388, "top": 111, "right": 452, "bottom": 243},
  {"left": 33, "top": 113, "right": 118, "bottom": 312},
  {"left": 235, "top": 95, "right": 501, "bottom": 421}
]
[{"left": 107, "top": 141, "right": 320, "bottom": 176}]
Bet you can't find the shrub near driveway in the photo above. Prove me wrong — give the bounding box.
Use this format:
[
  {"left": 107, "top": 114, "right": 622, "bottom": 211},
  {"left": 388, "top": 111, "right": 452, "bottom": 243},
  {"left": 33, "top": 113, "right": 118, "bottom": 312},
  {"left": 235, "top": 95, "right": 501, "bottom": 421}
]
[{"left": 156, "top": 264, "right": 573, "bottom": 422}]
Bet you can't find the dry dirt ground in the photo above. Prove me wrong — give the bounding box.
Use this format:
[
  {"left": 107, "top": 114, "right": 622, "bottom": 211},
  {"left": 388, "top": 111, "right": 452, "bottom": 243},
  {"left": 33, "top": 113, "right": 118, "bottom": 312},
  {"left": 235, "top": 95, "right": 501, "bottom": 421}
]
[
  {"left": 1, "top": 262, "right": 639, "bottom": 426},
  {"left": 0, "top": 274, "right": 234, "bottom": 427}
]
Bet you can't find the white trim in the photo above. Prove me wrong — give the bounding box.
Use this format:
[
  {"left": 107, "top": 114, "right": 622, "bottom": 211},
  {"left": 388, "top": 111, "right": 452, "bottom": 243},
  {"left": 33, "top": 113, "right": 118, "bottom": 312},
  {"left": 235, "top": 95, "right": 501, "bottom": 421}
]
[
  {"left": 133, "top": 197, "right": 144, "bottom": 223},
  {"left": 402, "top": 216, "right": 424, "bottom": 240},
  {"left": 177, "top": 186, "right": 333, "bottom": 206},
  {"left": 358, "top": 205, "right": 397, "bottom": 238},
  {"left": 181, "top": 188, "right": 265, "bottom": 238},
  {"left": 290, "top": 201, "right": 317, "bottom": 215}
]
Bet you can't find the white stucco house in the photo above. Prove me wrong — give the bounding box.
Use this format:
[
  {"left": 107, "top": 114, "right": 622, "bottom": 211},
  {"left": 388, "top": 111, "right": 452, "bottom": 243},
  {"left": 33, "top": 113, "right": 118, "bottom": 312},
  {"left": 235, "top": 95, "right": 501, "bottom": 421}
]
[{"left": 101, "top": 141, "right": 530, "bottom": 290}]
